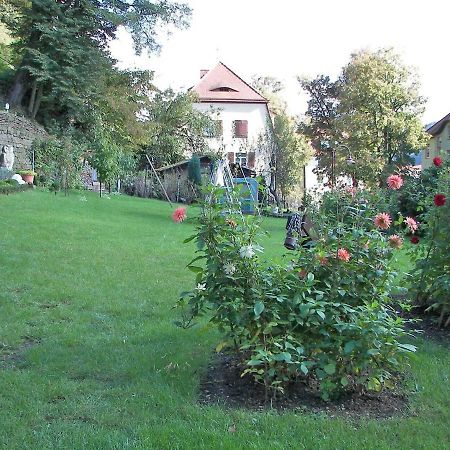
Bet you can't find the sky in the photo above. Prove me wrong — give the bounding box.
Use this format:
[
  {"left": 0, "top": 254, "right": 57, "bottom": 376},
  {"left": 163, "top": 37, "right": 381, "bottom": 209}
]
[{"left": 110, "top": 0, "right": 449, "bottom": 124}]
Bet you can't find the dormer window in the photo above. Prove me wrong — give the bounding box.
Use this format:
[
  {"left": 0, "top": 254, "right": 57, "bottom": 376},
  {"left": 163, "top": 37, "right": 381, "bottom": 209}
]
[{"left": 210, "top": 86, "right": 238, "bottom": 92}]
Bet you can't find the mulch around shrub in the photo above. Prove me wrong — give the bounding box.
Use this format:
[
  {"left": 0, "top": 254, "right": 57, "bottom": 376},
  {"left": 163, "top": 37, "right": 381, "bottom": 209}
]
[{"left": 198, "top": 353, "right": 410, "bottom": 419}]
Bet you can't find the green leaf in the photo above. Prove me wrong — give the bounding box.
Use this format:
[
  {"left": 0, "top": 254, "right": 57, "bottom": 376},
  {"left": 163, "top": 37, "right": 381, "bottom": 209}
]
[
  {"left": 337, "top": 289, "right": 346, "bottom": 297},
  {"left": 323, "top": 363, "right": 336, "bottom": 375},
  {"left": 187, "top": 265, "right": 203, "bottom": 274},
  {"left": 183, "top": 235, "right": 196, "bottom": 243},
  {"left": 247, "top": 359, "right": 262, "bottom": 366},
  {"left": 317, "top": 310, "right": 325, "bottom": 320},
  {"left": 398, "top": 343, "right": 417, "bottom": 352},
  {"left": 215, "top": 341, "right": 228, "bottom": 353},
  {"left": 254, "top": 301, "right": 265, "bottom": 317},
  {"left": 344, "top": 340, "right": 357, "bottom": 354},
  {"left": 273, "top": 352, "right": 291, "bottom": 362},
  {"left": 307, "top": 272, "right": 314, "bottom": 282},
  {"left": 340, "top": 377, "right": 349, "bottom": 387},
  {"left": 300, "top": 363, "right": 308, "bottom": 375}
]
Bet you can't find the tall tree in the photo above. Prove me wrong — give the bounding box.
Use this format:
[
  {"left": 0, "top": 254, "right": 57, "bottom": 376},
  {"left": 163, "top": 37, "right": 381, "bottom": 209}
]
[
  {"left": 1, "top": 0, "right": 190, "bottom": 120},
  {"left": 144, "top": 90, "right": 214, "bottom": 167},
  {"left": 338, "top": 48, "right": 428, "bottom": 184},
  {"left": 299, "top": 48, "right": 429, "bottom": 186},
  {"left": 251, "top": 75, "right": 287, "bottom": 116}
]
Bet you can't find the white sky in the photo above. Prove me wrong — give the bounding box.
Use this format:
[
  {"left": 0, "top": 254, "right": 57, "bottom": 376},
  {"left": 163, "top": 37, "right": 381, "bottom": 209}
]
[{"left": 110, "top": 0, "right": 449, "bottom": 124}]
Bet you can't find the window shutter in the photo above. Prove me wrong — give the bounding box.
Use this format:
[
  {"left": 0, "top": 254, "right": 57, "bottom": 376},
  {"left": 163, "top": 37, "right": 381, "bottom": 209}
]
[
  {"left": 247, "top": 152, "right": 255, "bottom": 168},
  {"left": 233, "top": 120, "right": 248, "bottom": 138},
  {"left": 227, "top": 152, "right": 235, "bottom": 163}
]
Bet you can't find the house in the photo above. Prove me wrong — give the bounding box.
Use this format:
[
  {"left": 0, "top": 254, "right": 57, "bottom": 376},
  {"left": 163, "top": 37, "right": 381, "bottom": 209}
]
[
  {"left": 422, "top": 112, "right": 450, "bottom": 169},
  {"left": 190, "top": 62, "right": 272, "bottom": 176}
]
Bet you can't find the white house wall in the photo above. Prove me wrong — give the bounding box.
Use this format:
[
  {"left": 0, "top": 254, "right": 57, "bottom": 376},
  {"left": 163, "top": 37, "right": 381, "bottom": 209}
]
[{"left": 193, "top": 102, "right": 271, "bottom": 175}]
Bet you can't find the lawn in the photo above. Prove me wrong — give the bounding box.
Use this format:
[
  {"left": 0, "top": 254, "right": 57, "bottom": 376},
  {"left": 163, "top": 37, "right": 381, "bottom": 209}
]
[{"left": 1, "top": 190, "right": 449, "bottom": 449}]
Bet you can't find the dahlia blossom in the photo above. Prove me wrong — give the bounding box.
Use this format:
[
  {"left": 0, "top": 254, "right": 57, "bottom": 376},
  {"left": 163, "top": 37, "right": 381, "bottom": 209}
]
[
  {"left": 434, "top": 194, "right": 446, "bottom": 207},
  {"left": 404, "top": 217, "right": 418, "bottom": 233},
  {"left": 410, "top": 236, "right": 420, "bottom": 244},
  {"left": 374, "top": 212, "right": 392, "bottom": 230},
  {"left": 239, "top": 245, "right": 255, "bottom": 259},
  {"left": 318, "top": 256, "right": 329, "bottom": 265},
  {"left": 223, "top": 262, "right": 236, "bottom": 276},
  {"left": 387, "top": 174, "right": 404, "bottom": 190},
  {"left": 389, "top": 234, "right": 403, "bottom": 249},
  {"left": 337, "top": 248, "right": 351, "bottom": 262},
  {"left": 433, "top": 157, "right": 442, "bottom": 167},
  {"left": 172, "top": 207, "right": 187, "bottom": 223},
  {"left": 298, "top": 269, "right": 307, "bottom": 279}
]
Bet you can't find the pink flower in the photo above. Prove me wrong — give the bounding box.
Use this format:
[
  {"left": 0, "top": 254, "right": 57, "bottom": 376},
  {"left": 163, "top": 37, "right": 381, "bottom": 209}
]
[
  {"left": 374, "top": 213, "right": 392, "bottom": 230},
  {"left": 434, "top": 194, "right": 446, "bottom": 207},
  {"left": 387, "top": 174, "right": 404, "bottom": 190},
  {"left": 433, "top": 157, "right": 442, "bottom": 167},
  {"left": 172, "top": 207, "right": 187, "bottom": 223},
  {"left": 389, "top": 234, "right": 403, "bottom": 249},
  {"left": 404, "top": 217, "right": 418, "bottom": 233},
  {"left": 337, "top": 248, "right": 351, "bottom": 262}
]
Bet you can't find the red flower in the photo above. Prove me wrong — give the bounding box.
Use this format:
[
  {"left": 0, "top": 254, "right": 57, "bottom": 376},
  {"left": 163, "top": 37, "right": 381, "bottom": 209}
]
[
  {"left": 298, "top": 269, "right": 307, "bottom": 279},
  {"left": 172, "top": 207, "right": 187, "bottom": 223},
  {"left": 433, "top": 157, "right": 442, "bottom": 167},
  {"left": 410, "top": 236, "right": 420, "bottom": 244},
  {"left": 337, "top": 248, "right": 351, "bottom": 262},
  {"left": 434, "top": 194, "right": 446, "bottom": 207},
  {"left": 387, "top": 174, "right": 403, "bottom": 190}
]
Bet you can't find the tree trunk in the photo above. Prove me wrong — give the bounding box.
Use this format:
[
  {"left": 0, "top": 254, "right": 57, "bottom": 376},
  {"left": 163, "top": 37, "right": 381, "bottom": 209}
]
[
  {"left": 31, "top": 83, "right": 43, "bottom": 119},
  {"left": 28, "top": 81, "right": 37, "bottom": 116},
  {"left": 7, "top": 69, "right": 29, "bottom": 108}
]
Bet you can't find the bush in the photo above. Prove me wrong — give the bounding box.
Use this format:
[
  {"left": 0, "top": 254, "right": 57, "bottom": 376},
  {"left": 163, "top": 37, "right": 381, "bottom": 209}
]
[
  {"left": 409, "top": 159, "right": 450, "bottom": 326},
  {"left": 0, "top": 180, "right": 32, "bottom": 195},
  {"left": 177, "top": 185, "right": 415, "bottom": 401}
]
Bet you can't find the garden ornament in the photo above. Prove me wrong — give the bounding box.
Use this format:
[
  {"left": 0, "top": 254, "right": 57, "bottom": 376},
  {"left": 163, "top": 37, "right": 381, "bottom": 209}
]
[{"left": 0, "top": 145, "right": 14, "bottom": 171}]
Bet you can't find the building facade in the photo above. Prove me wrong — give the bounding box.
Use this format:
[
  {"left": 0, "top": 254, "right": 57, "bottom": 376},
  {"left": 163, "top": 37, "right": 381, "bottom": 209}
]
[
  {"left": 191, "top": 62, "right": 272, "bottom": 176},
  {"left": 422, "top": 113, "right": 450, "bottom": 169}
]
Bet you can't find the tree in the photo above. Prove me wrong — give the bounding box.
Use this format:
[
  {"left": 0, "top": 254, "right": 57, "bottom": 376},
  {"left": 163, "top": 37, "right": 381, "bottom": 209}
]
[
  {"left": 251, "top": 75, "right": 287, "bottom": 116},
  {"left": 258, "top": 112, "right": 313, "bottom": 207},
  {"left": 144, "top": 90, "right": 213, "bottom": 167},
  {"left": 299, "top": 48, "right": 429, "bottom": 186},
  {"left": 338, "top": 48, "right": 428, "bottom": 184},
  {"left": 1, "top": 0, "right": 190, "bottom": 119}
]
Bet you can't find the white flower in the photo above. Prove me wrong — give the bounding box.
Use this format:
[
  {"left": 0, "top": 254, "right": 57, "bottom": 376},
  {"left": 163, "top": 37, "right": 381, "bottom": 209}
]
[
  {"left": 239, "top": 245, "right": 255, "bottom": 259},
  {"left": 196, "top": 283, "right": 206, "bottom": 291},
  {"left": 223, "top": 262, "right": 236, "bottom": 276}
]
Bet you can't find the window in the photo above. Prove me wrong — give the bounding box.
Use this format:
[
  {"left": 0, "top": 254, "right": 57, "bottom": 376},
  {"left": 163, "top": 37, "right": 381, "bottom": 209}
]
[
  {"left": 436, "top": 137, "right": 442, "bottom": 154},
  {"left": 204, "top": 120, "right": 222, "bottom": 138},
  {"left": 233, "top": 120, "right": 248, "bottom": 138},
  {"left": 236, "top": 152, "right": 247, "bottom": 166}
]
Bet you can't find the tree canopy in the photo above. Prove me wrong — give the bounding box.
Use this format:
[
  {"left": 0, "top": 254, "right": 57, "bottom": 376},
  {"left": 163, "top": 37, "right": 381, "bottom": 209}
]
[{"left": 300, "top": 48, "right": 429, "bottom": 186}]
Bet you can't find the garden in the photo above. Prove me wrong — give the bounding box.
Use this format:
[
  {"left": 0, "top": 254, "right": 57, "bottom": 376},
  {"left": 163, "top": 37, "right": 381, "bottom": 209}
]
[{"left": 0, "top": 158, "right": 449, "bottom": 449}]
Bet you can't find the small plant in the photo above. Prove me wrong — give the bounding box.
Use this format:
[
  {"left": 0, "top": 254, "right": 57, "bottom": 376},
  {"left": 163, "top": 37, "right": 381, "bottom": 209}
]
[{"left": 17, "top": 170, "right": 37, "bottom": 176}]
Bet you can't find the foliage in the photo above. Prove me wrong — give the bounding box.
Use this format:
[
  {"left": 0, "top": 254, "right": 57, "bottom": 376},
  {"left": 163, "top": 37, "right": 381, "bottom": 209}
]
[
  {"left": 33, "top": 132, "right": 86, "bottom": 189},
  {"left": 144, "top": 90, "right": 213, "bottom": 167},
  {"left": 300, "top": 48, "right": 428, "bottom": 186},
  {"left": 408, "top": 160, "right": 450, "bottom": 326},
  {"left": 0, "top": 178, "right": 31, "bottom": 194},
  {"left": 1, "top": 0, "right": 191, "bottom": 121},
  {"left": 251, "top": 75, "right": 287, "bottom": 116},
  {"left": 17, "top": 169, "right": 36, "bottom": 176},
  {"left": 177, "top": 185, "right": 415, "bottom": 401}
]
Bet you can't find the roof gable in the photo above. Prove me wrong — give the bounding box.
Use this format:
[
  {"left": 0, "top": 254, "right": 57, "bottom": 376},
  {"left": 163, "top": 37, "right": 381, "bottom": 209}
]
[
  {"left": 191, "top": 62, "right": 267, "bottom": 104},
  {"left": 427, "top": 112, "right": 450, "bottom": 136}
]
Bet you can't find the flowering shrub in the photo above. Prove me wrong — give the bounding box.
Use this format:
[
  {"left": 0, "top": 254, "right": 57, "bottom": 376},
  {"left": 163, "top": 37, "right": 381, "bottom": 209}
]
[
  {"left": 177, "top": 185, "right": 415, "bottom": 401},
  {"left": 408, "top": 159, "right": 450, "bottom": 326}
]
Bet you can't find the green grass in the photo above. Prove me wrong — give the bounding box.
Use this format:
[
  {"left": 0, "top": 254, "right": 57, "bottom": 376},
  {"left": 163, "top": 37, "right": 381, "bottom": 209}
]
[{"left": 0, "top": 190, "right": 449, "bottom": 450}]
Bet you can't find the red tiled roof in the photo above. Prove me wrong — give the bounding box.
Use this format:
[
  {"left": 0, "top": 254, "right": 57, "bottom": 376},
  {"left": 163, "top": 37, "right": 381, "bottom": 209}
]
[{"left": 191, "top": 62, "right": 267, "bottom": 104}]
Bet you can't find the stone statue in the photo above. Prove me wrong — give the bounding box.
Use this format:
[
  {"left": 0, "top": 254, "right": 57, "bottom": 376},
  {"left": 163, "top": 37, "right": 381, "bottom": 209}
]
[{"left": 0, "top": 145, "right": 14, "bottom": 171}]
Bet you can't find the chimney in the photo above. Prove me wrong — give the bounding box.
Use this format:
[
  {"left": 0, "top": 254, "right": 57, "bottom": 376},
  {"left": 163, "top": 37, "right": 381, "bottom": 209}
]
[{"left": 200, "top": 69, "right": 208, "bottom": 79}]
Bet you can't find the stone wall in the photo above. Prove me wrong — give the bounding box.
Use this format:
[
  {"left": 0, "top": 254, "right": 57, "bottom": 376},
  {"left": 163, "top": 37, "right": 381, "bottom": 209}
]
[{"left": 0, "top": 111, "right": 47, "bottom": 171}]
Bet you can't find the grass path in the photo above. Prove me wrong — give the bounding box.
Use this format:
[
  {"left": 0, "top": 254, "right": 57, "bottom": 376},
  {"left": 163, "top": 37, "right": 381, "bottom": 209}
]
[{"left": 0, "top": 190, "right": 449, "bottom": 449}]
